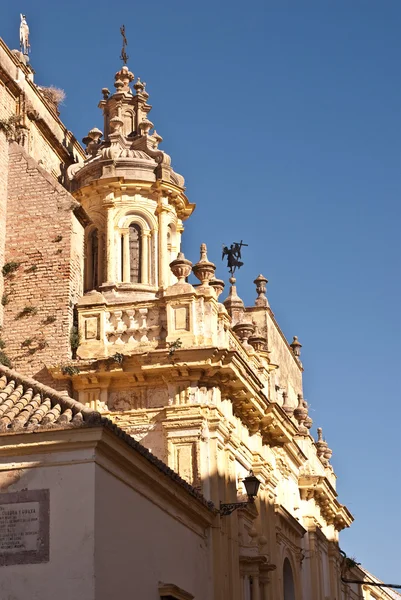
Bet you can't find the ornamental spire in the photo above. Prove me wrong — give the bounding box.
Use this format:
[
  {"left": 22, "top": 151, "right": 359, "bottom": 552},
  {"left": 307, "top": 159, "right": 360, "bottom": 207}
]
[{"left": 120, "top": 25, "right": 129, "bottom": 65}]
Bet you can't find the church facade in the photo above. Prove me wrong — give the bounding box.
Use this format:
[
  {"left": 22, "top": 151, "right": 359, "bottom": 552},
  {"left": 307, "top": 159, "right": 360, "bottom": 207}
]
[{"left": 0, "top": 35, "right": 398, "bottom": 600}]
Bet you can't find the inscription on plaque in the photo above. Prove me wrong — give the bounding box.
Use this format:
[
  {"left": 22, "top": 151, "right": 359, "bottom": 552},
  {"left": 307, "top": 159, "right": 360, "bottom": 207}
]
[{"left": 0, "top": 489, "right": 49, "bottom": 566}]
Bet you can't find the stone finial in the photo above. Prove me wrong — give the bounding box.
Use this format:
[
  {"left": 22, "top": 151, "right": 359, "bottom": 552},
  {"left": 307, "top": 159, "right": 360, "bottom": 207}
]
[
  {"left": 114, "top": 65, "right": 134, "bottom": 92},
  {"left": 209, "top": 279, "right": 225, "bottom": 299},
  {"left": 232, "top": 322, "right": 255, "bottom": 349},
  {"left": 282, "top": 390, "right": 294, "bottom": 417},
  {"left": 169, "top": 252, "right": 192, "bottom": 283},
  {"left": 293, "top": 394, "right": 309, "bottom": 434},
  {"left": 101, "top": 88, "right": 110, "bottom": 100},
  {"left": 248, "top": 335, "right": 268, "bottom": 353},
  {"left": 192, "top": 244, "right": 216, "bottom": 286},
  {"left": 304, "top": 406, "right": 313, "bottom": 431},
  {"left": 82, "top": 127, "right": 103, "bottom": 156},
  {"left": 139, "top": 116, "right": 154, "bottom": 136},
  {"left": 134, "top": 77, "right": 144, "bottom": 93},
  {"left": 290, "top": 336, "right": 302, "bottom": 358},
  {"left": 134, "top": 78, "right": 149, "bottom": 99},
  {"left": 254, "top": 274, "right": 269, "bottom": 307},
  {"left": 109, "top": 116, "right": 124, "bottom": 134},
  {"left": 315, "top": 427, "right": 332, "bottom": 466},
  {"left": 223, "top": 276, "right": 245, "bottom": 320}
]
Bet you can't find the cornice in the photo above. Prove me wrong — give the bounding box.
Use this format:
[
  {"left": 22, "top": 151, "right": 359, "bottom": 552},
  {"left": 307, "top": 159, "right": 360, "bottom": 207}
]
[
  {"left": 298, "top": 474, "right": 353, "bottom": 531},
  {"left": 274, "top": 504, "right": 307, "bottom": 539}
]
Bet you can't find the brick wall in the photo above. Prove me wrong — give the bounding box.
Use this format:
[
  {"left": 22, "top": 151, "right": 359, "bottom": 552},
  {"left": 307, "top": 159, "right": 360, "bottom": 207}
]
[
  {"left": 0, "top": 81, "right": 17, "bottom": 325},
  {"left": 2, "top": 143, "right": 85, "bottom": 390}
]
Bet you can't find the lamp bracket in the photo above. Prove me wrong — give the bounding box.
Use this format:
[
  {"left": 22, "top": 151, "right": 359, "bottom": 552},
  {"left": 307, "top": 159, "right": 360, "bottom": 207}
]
[{"left": 219, "top": 501, "right": 250, "bottom": 517}]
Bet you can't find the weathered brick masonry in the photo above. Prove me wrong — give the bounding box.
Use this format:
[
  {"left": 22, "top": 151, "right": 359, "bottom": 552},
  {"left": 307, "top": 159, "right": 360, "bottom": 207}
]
[{"left": 2, "top": 143, "right": 87, "bottom": 389}]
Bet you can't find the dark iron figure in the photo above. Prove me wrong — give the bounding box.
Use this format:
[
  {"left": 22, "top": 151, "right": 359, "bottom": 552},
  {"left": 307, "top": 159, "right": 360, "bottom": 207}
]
[{"left": 222, "top": 241, "right": 248, "bottom": 276}]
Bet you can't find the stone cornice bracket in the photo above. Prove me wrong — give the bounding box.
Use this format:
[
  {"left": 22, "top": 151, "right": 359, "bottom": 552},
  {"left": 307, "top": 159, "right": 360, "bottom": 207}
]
[{"left": 298, "top": 474, "right": 353, "bottom": 531}]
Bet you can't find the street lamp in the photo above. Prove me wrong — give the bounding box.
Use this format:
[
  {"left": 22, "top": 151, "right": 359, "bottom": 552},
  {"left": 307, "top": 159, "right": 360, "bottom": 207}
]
[{"left": 220, "top": 471, "right": 261, "bottom": 517}]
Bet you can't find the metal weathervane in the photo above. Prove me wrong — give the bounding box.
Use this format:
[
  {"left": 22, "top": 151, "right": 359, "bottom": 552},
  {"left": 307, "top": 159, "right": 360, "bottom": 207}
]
[
  {"left": 120, "top": 25, "right": 129, "bottom": 65},
  {"left": 222, "top": 241, "right": 248, "bottom": 277}
]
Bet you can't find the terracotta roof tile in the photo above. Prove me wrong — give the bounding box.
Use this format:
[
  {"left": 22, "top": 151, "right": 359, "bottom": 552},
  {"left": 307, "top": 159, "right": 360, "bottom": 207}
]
[{"left": 0, "top": 365, "right": 215, "bottom": 511}]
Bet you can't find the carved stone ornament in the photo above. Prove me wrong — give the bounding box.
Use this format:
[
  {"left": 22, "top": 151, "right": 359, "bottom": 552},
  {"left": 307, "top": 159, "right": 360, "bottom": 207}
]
[
  {"left": 192, "top": 244, "right": 216, "bottom": 286},
  {"left": 293, "top": 394, "right": 308, "bottom": 435},
  {"left": 254, "top": 274, "right": 269, "bottom": 307},
  {"left": 209, "top": 278, "right": 225, "bottom": 299},
  {"left": 169, "top": 252, "right": 192, "bottom": 282},
  {"left": 290, "top": 336, "right": 302, "bottom": 358}
]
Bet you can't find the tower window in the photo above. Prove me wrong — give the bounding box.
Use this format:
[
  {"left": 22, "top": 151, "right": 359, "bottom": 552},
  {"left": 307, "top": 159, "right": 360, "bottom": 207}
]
[
  {"left": 129, "top": 223, "right": 142, "bottom": 283},
  {"left": 91, "top": 229, "right": 99, "bottom": 289}
]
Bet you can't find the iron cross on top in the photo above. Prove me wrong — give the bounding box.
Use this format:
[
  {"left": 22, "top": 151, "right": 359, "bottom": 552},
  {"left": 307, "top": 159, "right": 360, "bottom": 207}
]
[{"left": 120, "top": 25, "right": 129, "bottom": 65}]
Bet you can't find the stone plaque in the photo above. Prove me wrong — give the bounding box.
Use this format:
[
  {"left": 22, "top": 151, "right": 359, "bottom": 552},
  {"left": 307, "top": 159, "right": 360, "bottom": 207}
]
[
  {"left": 85, "top": 316, "right": 99, "bottom": 340},
  {"left": 174, "top": 306, "right": 189, "bottom": 331},
  {"left": 0, "top": 489, "right": 49, "bottom": 566}
]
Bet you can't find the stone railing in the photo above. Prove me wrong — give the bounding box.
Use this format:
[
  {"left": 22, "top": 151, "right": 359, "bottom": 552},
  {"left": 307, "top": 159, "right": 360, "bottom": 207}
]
[{"left": 78, "top": 301, "right": 164, "bottom": 359}]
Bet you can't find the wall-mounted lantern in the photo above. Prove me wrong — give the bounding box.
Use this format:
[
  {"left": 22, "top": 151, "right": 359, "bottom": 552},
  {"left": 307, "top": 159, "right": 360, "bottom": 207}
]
[{"left": 219, "top": 471, "right": 261, "bottom": 516}]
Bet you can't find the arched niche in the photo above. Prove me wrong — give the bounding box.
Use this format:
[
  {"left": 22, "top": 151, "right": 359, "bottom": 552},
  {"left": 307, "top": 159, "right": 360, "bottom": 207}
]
[
  {"left": 117, "top": 211, "right": 154, "bottom": 286},
  {"left": 283, "top": 557, "right": 296, "bottom": 600},
  {"left": 128, "top": 222, "right": 141, "bottom": 283}
]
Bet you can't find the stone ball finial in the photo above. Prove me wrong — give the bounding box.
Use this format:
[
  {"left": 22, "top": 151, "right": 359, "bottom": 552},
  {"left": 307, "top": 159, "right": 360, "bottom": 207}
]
[
  {"left": 254, "top": 274, "right": 269, "bottom": 307},
  {"left": 114, "top": 65, "right": 134, "bottom": 92},
  {"left": 101, "top": 88, "right": 110, "bottom": 100}
]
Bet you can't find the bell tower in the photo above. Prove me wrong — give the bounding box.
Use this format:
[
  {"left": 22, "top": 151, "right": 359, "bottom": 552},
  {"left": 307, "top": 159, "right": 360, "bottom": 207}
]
[{"left": 68, "top": 64, "right": 194, "bottom": 300}]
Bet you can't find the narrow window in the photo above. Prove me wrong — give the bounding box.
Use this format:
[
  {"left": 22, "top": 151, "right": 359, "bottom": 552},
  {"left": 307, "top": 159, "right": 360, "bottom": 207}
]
[
  {"left": 129, "top": 223, "right": 142, "bottom": 283},
  {"left": 90, "top": 228, "right": 99, "bottom": 289}
]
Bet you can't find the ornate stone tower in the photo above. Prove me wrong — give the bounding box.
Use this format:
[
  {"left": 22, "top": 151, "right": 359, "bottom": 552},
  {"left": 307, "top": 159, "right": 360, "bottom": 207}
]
[
  {"left": 61, "top": 61, "right": 353, "bottom": 600},
  {"left": 69, "top": 64, "right": 194, "bottom": 297}
]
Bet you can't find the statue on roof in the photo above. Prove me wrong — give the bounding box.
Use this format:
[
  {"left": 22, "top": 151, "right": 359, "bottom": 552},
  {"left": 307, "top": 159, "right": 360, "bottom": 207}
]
[
  {"left": 222, "top": 241, "right": 248, "bottom": 275},
  {"left": 20, "top": 14, "right": 30, "bottom": 56}
]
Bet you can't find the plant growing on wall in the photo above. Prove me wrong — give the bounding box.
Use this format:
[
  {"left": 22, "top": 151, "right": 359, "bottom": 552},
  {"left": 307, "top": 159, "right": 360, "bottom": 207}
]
[
  {"left": 168, "top": 338, "right": 182, "bottom": 357},
  {"left": 1, "top": 293, "right": 10, "bottom": 306},
  {"left": 111, "top": 352, "right": 124, "bottom": 364},
  {"left": 17, "top": 306, "right": 38, "bottom": 319},
  {"left": 43, "top": 315, "right": 56, "bottom": 325},
  {"left": 61, "top": 364, "right": 80, "bottom": 376},
  {"left": 70, "top": 326, "right": 81, "bottom": 359},
  {"left": 2, "top": 261, "right": 20, "bottom": 277},
  {"left": 0, "top": 115, "right": 21, "bottom": 140}
]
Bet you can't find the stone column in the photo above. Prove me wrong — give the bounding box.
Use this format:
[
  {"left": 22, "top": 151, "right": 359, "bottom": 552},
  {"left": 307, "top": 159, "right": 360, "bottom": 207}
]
[
  {"left": 121, "top": 229, "right": 130, "bottom": 283},
  {"left": 105, "top": 202, "right": 115, "bottom": 283},
  {"left": 252, "top": 574, "right": 261, "bottom": 600},
  {"left": 158, "top": 205, "right": 169, "bottom": 288},
  {"left": 141, "top": 230, "right": 151, "bottom": 285}
]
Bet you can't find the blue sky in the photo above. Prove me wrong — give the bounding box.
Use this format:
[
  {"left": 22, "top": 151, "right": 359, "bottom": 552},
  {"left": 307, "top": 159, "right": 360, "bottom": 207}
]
[{"left": 1, "top": 0, "right": 400, "bottom": 584}]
